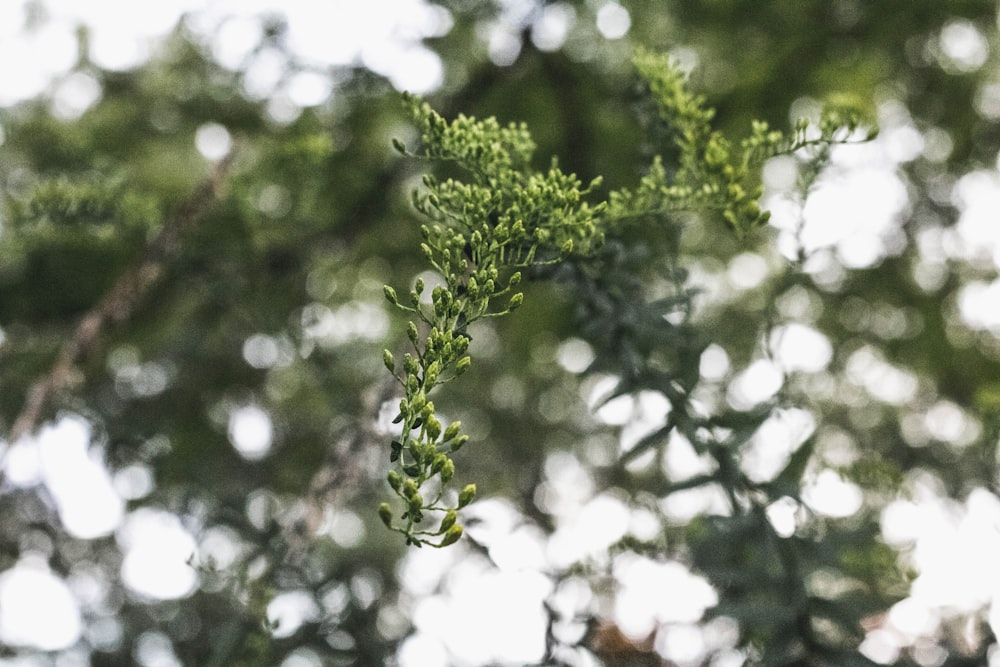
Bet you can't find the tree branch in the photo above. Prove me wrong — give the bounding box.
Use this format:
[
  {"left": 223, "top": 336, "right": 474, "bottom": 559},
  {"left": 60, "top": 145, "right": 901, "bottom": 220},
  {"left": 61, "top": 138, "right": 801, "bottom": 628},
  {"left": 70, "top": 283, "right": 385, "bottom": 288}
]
[{"left": 7, "top": 149, "right": 238, "bottom": 446}]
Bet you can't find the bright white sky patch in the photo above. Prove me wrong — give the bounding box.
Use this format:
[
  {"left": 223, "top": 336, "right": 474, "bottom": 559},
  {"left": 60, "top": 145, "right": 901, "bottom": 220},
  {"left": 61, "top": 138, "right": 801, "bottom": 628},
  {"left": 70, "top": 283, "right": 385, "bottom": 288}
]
[
  {"left": 38, "top": 416, "right": 124, "bottom": 539},
  {"left": 228, "top": 404, "right": 274, "bottom": 460},
  {"left": 398, "top": 632, "right": 450, "bottom": 667},
  {"left": 612, "top": 553, "right": 717, "bottom": 637},
  {"left": 286, "top": 70, "right": 334, "bottom": 107},
  {"left": 51, "top": 71, "right": 102, "bottom": 120},
  {"left": 0, "top": 0, "right": 451, "bottom": 109},
  {"left": 699, "top": 343, "right": 730, "bottom": 381},
  {"left": 800, "top": 161, "right": 908, "bottom": 268},
  {"left": 844, "top": 345, "right": 919, "bottom": 405},
  {"left": 766, "top": 496, "right": 801, "bottom": 538},
  {"left": 268, "top": 590, "right": 321, "bottom": 639},
  {"left": 959, "top": 278, "right": 1000, "bottom": 334},
  {"left": 119, "top": 508, "right": 198, "bottom": 600},
  {"left": 410, "top": 559, "right": 552, "bottom": 666},
  {"left": 319, "top": 508, "right": 367, "bottom": 549},
  {"left": 535, "top": 450, "right": 595, "bottom": 517},
  {"left": 937, "top": 19, "right": 990, "bottom": 73},
  {"left": 770, "top": 322, "right": 833, "bottom": 373},
  {"left": 923, "top": 399, "right": 981, "bottom": 448},
  {"left": 596, "top": 2, "right": 631, "bottom": 40},
  {"left": 727, "top": 358, "right": 783, "bottom": 410},
  {"left": 727, "top": 252, "right": 770, "bottom": 290},
  {"left": 662, "top": 430, "right": 714, "bottom": 481},
  {"left": 952, "top": 169, "right": 1000, "bottom": 268},
  {"left": 547, "top": 493, "right": 631, "bottom": 567},
  {"left": 0, "top": 19, "right": 77, "bottom": 106},
  {"left": 556, "top": 337, "right": 595, "bottom": 373},
  {"left": 195, "top": 122, "right": 232, "bottom": 161},
  {"left": 300, "top": 301, "right": 390, "bottom": 348},
  {"left": 532, "top": 3, "right": 576, "bottom": 52},
  {"left": 243, "top": 332, "right": 295, "bottom": 369},
  {"left": 740, "top": 408, "right": 816, "bottom": 484},
  {"left": 211, "top": 14, "right": 263, "bottom": 70},
  {"left": 659, "top": 484, "right": 732, "bottom": 524},
  {"left": 879, "top": 486, "right": 1000, "bottom": 652},
  {"left": 802, "top": 469, "right": 863, "bottom": 518},
  {"left": 0, "top": 559, "right": 82, "bottom": 650}
]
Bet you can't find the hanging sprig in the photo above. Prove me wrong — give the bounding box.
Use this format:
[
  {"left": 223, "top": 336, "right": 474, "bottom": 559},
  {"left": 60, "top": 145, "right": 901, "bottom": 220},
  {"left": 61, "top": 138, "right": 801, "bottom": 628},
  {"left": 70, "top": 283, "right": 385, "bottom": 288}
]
[
  {"left": 381, "top": 54, "right": 875, "bottom": 547},
  {"left": 380, "top": 94, "right": 604, "bottom": 547}
]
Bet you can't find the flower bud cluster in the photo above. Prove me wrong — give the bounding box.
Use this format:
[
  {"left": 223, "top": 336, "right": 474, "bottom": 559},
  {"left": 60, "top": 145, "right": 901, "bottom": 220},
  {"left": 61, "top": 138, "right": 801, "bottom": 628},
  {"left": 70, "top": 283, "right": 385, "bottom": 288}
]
[
  {"left": 380, "top": 55, "right": 871, "bottom": 548},
  {"left": 379, "top": 95, "right": 604, "bottom": 547},
  {"left": 615, "top": 49, "right": 874, "bottom": 238}
]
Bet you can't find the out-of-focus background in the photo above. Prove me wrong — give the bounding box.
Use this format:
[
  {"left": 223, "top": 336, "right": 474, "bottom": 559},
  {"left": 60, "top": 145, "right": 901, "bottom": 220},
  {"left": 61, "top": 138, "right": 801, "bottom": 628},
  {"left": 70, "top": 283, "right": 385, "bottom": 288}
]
[{"left": 2, "top": 1, "right": 1000, "bottom": 665}]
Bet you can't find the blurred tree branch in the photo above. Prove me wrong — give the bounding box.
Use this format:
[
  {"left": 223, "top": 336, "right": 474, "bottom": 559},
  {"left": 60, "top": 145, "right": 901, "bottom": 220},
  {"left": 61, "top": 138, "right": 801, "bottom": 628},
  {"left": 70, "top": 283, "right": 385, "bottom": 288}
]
[{"left": 7, "top": 149, "right": 239, "bottom": 446}]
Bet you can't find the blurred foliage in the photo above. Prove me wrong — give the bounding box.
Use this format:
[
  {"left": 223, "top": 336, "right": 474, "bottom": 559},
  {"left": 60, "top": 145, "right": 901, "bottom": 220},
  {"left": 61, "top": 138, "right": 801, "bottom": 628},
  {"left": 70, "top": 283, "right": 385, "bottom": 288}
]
[{"left": 2, "top": 1, "right": 1000, "bottom": 666}]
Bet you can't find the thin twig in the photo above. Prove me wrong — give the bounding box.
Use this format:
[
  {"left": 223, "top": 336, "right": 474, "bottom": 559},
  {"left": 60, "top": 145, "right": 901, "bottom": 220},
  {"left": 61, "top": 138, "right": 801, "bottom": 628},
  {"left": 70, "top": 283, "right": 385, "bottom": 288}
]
[{"left": 6, "top": 149, "right": 238, "bottom": 446}]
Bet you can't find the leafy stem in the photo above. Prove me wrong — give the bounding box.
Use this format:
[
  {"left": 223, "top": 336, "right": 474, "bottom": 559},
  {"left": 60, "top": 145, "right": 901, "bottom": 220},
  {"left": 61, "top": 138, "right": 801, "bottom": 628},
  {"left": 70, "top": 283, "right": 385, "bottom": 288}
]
[{"left": 378, "top": 53, "right": 875, "bottom": 547}]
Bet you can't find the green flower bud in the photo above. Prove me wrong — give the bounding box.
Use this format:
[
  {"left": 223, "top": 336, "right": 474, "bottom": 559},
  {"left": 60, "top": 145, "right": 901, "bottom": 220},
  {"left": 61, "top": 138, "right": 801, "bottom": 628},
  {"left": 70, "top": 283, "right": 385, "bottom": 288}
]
[
  {"left": 383, "top": 285, "right": 398, "bottom": 305},
  {"left": 440, "top": 509, "right": 457, "bottom": 533},
  {"left": 450, "top": 434, "right": 469, "bottom": 452},
  {"left": 424, "top": 360, "right": 440, "bottom": 386},
  {"left": 407, "top": 321, "right": 419, "bottom": 344},
  {"left": 507, "top": 292, "right": 524, "bottom": 312},
  {"left": 404, "top": 353, "right": 420, "bottom": 376},
  {"left": 458, "top": 483, "right": 476, "bottom": 508},
  {"left": 560, "top": 239, "right": 573, "bottom": 257},
  {"left": 425, "top": 416, "right": 442, "bottom": 441},
  {"left": 438, "top": 524, "right": 463, "bottom": 547},
  {"left": 409, "top": 493, "right": 424, "bottom": 512},
  {"left": 378, "top": 503, "right": 394, "bottom": 527},
  {"left": 387, "top": 470, "right": 402, "bottom": 492},
  {"left": 414, "top": 277, "right": 425, "bottom": 294},
  {"left": 403, "top": 479, "right": 418, "bottom": 499},
  {"left": 443, "top": 421, "right": 461, "bottom": 442},
  {"left": 455, "top": 356, "right": 471, "bottom": 375},
  {"left": 382, "top": 349, "right": 395, "bottom": 372},
  {"left": 431, "top": 453, "right": 448, "bottom": 474},
  {"left": 441, "top": 458, "right": 455, "bottom": 483},
  {"left": 508, "top": 272, "right": 522, "bottom": 288}
]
